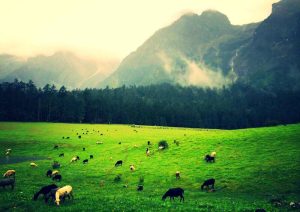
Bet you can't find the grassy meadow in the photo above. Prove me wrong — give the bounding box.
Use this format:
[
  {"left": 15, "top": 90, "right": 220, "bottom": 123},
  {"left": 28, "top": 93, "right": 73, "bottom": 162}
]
[{"left": 0, "top": 122, "right": 300, "bottom": 211}]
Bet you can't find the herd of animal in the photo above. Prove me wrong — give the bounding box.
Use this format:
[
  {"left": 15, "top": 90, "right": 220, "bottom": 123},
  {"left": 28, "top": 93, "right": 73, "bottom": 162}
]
[{"left": 1, "top": 128, "right": 228, "bottom": 207}]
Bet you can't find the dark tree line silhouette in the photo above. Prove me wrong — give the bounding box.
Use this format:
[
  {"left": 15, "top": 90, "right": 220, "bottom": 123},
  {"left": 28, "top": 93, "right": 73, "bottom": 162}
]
[{"left": 0, "top": 79, "right": 299, "bottom": 129}]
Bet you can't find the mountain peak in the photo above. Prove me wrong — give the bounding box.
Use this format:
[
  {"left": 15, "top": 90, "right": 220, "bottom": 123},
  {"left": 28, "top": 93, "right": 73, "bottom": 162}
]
[
  {"left": 200, "top": 10, "right": 231, "bottom": 25},
  {"left": 272, "top": 0, "right": 300, "bottom": 16}
]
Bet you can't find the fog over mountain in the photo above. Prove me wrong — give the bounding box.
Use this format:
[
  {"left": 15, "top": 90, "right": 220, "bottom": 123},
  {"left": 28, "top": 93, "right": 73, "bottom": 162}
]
[
  {"left": 0, "top": 0, "right": 298, "bottom": 91},
  {"left": 101, "top": 0, "right": 300, "bottom": 91},
  {"left": 0, "top": 52, "right": 119, "bottom": 89}
]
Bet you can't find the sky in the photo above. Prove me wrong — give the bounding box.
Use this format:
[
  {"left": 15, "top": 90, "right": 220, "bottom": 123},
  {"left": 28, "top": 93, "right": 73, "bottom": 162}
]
[{"left": 0, "top": 0, "right": 279, "bottom": 60}]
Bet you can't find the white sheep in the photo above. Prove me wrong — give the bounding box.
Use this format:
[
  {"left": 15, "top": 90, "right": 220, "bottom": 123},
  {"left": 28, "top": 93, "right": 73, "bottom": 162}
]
[
  {"left": 5, "top": 151, "right": 10, "bottom": 156},
  {"left": 130, "top": 165, "right": 135, "bottom": 171},
  {"left": 3, "top": 170, "right": 16, "bottom": 178},
  {"left": 96, "top": 141, "right": 103, "bottom": 144},
  {"left": 70, "top": 157, "right": 78, "bottom": 162},
  {"left": 52, "top": 170, "right": 59, "bottom": 176},
  {"left": 6, "top": 148, "right": 12, "bottom": 152},
  {"left": 30, "top": 162, "right": 38, "bottom": 167},
  {"left": 158, "top": 146, "right": 164, "bottom": 150},
  {"left": 210, "top": 151, "right": 217, "bottom": 157},
  {"left": 55, "top": 185, "right": 73, "bottom": 206}
]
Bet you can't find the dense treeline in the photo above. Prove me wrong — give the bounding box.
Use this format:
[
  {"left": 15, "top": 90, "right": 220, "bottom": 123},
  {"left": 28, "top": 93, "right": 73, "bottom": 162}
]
[{"left": 0, "top": 79, "right": 300, "bottom": 129}]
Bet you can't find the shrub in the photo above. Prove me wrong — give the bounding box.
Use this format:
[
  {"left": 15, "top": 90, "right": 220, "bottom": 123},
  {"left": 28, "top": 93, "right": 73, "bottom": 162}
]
[{"left": 158, "top": 140, "right": 169, "bottom": 149}]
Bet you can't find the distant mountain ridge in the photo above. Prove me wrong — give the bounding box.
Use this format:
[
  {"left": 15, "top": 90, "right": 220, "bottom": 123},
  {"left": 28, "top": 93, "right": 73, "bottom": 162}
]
[
  {"left": 0, "top": 0, "right": 299, "bottom": 91},
  {"left": 0, "top": 51, "right": 118, "bottom": 89},
  {"left": 101, "top": 0, "right": 300, "bottom": 91}
]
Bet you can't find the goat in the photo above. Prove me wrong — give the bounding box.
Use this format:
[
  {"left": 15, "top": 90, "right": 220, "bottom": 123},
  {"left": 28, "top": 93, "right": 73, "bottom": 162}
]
[
  {"left": 115, "top": 160, "right": 122, "bottom": 167},
  {"left": 83, "top": 159, "right": 88, "bottom": 164}
]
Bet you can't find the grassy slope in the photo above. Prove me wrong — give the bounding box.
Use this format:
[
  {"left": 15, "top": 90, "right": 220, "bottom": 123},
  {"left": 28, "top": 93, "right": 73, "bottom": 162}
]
[{"left": 0, "top": 122, "right": 299, "bottom": 211}]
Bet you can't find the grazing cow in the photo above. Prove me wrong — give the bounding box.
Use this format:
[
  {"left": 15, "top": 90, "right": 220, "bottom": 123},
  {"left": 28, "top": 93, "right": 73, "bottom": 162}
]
[
  {"left": 33, "top": 184, "right": 58, "bottom": 202},
  {"left": 46, "top": 170, "right": 52, "bottom": 177},
  {"left": 78, "top": 136, "right": 81, "bottom": 139},
  {"left": 118, "top": 142, "right": 121, "bottom": 145},
  {"left": 0, "top": 178, "right": 15, "bottom": 189},
  {"left": 162, "top": 188, "right": 184, "bottom": 202},
  {"left": 54, "top": 145, "right": 58, "bottom": 150},
  {"left": 90, "top": 155, "right": 93, "bottom": 159},
  {"left": 137, "top": 185, "right": 143, "bottom": 191},
  {"left": 201, "top": 178, "right": 215, "bottom": 190},
  {"left": 52, "top": 174, "right": 62, "bottom": 182},
  {"left": 147, "top": 141, "right": 151, "bottom": 145},
  {"left": 115, "top": 160, "right": 123, "bottom": 167},
  {"left": 66, "top": 137, "right": 70, "bottom": 139},
  {"left": 205, "top": 155, "right": 215, "bottom": 163},
  {"left": 83, "top": 147, "right": 85, "bottom": 151},
  {"left": 83, "top": 159, "right": 88, "bottom": 164},
  {"left": 3, "top": 170, "right": 15, "bottom": 178},
  {"left": 59, "top": 153, "right": 64, "bottom": 157}
]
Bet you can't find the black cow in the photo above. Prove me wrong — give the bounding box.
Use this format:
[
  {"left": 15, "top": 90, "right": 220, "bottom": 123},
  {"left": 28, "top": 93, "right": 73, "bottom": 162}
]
[
  {"left": 162, "top": 188, "right": 184, "bottom": 202},
  {"left": 201, "top": 178, "right": 215, "bottom": 190}
]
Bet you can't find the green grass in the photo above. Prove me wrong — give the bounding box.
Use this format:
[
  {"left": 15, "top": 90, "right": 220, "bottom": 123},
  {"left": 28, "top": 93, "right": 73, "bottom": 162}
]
[{"left": 0, "top": 122, "right": 299, "bottom": 211}]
